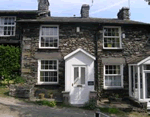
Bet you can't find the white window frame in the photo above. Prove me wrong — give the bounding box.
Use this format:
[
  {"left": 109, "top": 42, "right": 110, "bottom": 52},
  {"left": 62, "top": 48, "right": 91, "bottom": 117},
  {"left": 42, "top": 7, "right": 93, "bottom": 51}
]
[
  {"left": 103, "top": 64, "right": 124, "bottom": 89},
  {"left": 37, "top": 59, "right": 59, "bottom": 85},
  {"left": 103, "top": 26, "right": 122, "bottom": 49},
  {"left": 39, "top": 25, "right": 59, "bottom": 49},
  {"left": 72, "top": 65, "right": 87, "bottom": 87},
  {"left": 0, "top": 16, "right": 16, "bottom": 37}
]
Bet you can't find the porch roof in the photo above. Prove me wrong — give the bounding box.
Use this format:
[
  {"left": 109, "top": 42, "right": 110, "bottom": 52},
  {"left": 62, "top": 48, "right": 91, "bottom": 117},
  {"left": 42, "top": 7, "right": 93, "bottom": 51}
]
[
  {"left": 64, "top": 48, "right": 96, "bottom": 60},
  {"left": 128, "top": 55, "right": 150, "bottom": 65}
]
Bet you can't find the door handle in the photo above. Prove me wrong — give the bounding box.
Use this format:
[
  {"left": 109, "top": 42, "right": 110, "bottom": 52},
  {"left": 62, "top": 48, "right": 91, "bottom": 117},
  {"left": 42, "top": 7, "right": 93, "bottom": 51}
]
[{"left": 72, "top": 83, "right": 73, "bottom": 86}]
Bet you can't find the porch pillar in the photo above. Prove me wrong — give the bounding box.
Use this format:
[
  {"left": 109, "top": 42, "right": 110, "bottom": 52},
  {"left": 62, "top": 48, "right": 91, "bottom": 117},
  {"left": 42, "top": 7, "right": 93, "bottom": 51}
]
[
  {"left": 137, "top": 65, "right": 140, "bottom": 100},
  {"left": 142, "top": 65, "right": 145, "bottom": 99},
  {"left": 129, "top": 65, "right": 132, "bottom": 97}
]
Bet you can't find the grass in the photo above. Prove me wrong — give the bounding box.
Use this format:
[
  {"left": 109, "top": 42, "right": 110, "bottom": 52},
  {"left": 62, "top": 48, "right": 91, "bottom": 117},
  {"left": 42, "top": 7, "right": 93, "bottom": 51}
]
[
  {"left": 0, "top": 85, "right": 9, "bottom": 97},
  {"left": 35, "top": 100, "right": 56, "bottom": 107},
  {"left": 99, "top": 107, "right": 127, "bottom": 117}
]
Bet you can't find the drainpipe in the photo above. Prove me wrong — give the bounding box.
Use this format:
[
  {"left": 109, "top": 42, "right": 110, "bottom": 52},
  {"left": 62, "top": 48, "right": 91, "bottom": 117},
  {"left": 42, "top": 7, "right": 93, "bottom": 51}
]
[{"left": 94, "top": 24, "right": 101, "bottom": 96}]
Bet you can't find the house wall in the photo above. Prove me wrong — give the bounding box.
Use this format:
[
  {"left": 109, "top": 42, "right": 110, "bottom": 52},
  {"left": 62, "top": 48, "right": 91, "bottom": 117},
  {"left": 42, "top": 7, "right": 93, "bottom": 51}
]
[
  {"left": 21, "top": 22, "right": 150, "bottom": 99},
  {"left": 21, "top": 23, "right": 96, "bottom": 98},
  {"left": 97, "top": 25, "right": 150, "bottom": 98}
]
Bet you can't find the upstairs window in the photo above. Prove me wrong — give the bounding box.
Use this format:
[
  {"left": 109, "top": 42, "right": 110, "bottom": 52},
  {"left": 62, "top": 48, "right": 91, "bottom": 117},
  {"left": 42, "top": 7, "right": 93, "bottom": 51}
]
[
  {"left": 0, "top": 17, "right": 16, "bottom": 36},
  {"left": 39, "top": 25, "right": 59, "bottom": 48},
  {"left": 103, "top": 26, "right": 121, "bottom": 49}
]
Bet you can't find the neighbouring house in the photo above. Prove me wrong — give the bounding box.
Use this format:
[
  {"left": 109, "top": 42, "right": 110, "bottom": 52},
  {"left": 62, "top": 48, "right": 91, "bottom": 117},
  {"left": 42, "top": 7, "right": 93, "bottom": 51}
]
[{"left": 1, "top": 0, "right": 150, "bottom": 107}]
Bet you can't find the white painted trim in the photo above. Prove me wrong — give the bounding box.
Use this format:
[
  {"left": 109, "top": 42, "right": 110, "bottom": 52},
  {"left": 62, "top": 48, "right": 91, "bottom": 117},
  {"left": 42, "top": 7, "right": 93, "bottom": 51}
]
[
  {"left": 103, "top": 26, "right": 122, "bottom": 49},
  {"left": 39, "top": 25, "right": 59, "bottom": 49},
  {"left": 37, "top": 59, "right": 59, "bottom": 85},
  {"left": 137, "top": 56, "right": 150, "bottom": 65},
  {"left": 142, "top": 65, "right": 145, "bottom": 99},
  {"left": 137, "top": 66, "right": 140, "bottom": 101},
  {"left": 72, "top": 65, "right": 87, "bottom": 87},
  {"left": 133, "top": 66, "right": 135, "bottom": 97},
  {"left": 103, "top": 64, "right": 124, "bottom": 89},
  {"left": 0, "top": 16, "right": 16, "bottom": 37},
  {"left": 64, "top": 48, "right": 96, "bottom": 60}
]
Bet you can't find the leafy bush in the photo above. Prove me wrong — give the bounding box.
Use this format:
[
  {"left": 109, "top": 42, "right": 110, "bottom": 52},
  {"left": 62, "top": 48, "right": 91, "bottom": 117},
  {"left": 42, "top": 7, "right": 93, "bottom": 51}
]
[
  {"left": 35, "top": 100, "right": 56, "bottom": 107},
  {"left": 0, "top": 45, "right": 20, "bottom": 85},
  {"left": 14, "top": 76, "right": 25, "bottom": 84},
  {"left": 83, "top": 98, "right": 97, "bottom": 110},
  {"left": 48, "top": 101, "right": 56, "bottom": 107}
]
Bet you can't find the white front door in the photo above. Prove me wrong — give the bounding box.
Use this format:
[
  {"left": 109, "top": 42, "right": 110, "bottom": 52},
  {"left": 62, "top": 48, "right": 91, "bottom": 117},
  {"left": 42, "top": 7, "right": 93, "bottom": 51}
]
[{"left": 70, "top": 65, "right": 88, "bottom": 104}]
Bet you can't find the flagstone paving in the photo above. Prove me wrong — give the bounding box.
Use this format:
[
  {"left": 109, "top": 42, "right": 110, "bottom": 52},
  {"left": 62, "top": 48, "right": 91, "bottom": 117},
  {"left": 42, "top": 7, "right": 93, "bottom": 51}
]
[{"left": 0, "top": 97, "right": 94, "bottom": 117}]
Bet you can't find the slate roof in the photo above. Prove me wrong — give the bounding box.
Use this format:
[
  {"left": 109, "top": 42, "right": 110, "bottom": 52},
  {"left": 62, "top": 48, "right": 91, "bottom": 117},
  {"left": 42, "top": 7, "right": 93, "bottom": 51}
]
[
  {"left": 127, "top": 55, "right": 150, "bottom": 64},
  {"left": 0, "top": 10, "right": 38, "bottom": 14},
  {"left": 17, "top": 17, "right": 150, "bottom": 25}
]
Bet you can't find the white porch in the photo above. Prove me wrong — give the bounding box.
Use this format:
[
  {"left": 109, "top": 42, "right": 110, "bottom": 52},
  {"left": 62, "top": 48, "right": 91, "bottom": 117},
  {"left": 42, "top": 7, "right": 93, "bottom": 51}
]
[{"left": 129, "top": 56, "right": 150, "bottom": 108}]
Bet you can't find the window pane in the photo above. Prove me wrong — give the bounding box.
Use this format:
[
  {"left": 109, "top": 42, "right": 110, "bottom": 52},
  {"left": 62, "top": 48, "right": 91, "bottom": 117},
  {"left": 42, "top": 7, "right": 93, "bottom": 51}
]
[
  {"left": 41, "top": 26, "right": 58, "bottom": 48},
  {"left": 105, "top": 76, "right": 121, "bottom": 86},
  {"left": 105, "top": 65, "right": 121, "bottom": 75},
  {"left": 0, "top": 17, "right": 15, "bottom": 36},
  {"left": 145, "top": 65, "right": 150, "bottom": 70},
  {"left": 103, "top": 27, "right": 120, "bottom": 48},
  {"left": 81, "top": 67, "right": 85, "bottom": 84},
  {"left": 74, "top": 67, "right": 79, "bottom": 81},
  {"left": 41, "top": 60, "right": 57, "bottom": 70},
  {"left": 40, "top": 71, "right": 57, "bottom": 82}
]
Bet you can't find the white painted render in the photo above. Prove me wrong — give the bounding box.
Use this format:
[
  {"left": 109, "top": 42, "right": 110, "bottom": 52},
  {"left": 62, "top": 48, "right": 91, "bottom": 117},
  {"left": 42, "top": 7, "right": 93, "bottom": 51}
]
[{"left": 65, "top": 49, "right": 95, "bottom": 104}]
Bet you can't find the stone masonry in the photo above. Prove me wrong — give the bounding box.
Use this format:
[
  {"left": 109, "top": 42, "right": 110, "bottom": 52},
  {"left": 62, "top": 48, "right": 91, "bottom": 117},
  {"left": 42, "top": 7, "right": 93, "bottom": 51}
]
[{"left": 20, "top": 21, "right": 150, "bottom": 100}]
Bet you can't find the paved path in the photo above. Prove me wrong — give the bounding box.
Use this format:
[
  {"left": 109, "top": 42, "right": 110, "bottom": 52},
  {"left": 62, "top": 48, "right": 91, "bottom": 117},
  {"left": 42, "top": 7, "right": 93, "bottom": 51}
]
[{"left": 0, "top": 97, "right": 95, "bottom": 117}]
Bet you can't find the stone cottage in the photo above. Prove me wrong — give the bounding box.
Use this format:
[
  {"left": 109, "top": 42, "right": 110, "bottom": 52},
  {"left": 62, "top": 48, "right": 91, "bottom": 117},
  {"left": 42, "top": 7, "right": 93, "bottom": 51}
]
[{"left": 1, "top": 0, "right": 150, "bottom": 107}]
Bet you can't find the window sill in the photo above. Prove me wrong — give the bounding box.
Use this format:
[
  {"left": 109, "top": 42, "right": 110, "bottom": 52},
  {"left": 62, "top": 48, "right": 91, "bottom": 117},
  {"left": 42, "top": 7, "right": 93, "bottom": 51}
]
[
  {"left": 36, "top": 82, "right": 59, "bottom": 85},
  {"left": 0, "top": 35, "right": 16, "bottom": 37},
  {"left": 103, "top": 48, "right": 123, "bottom": 51},
  {"left": 104, "top": 86, "right": 124, "bottom": 90},
  {"left": 39, "top": 47, "right": 59, "bottom": 49}
]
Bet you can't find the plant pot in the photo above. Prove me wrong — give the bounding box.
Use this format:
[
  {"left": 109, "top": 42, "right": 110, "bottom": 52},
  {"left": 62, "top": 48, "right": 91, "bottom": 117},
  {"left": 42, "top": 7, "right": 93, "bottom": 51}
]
[
  {"left": 49, "top": 94, "right": 53, "bottom": 99},
  {"left": 39, "top": 93, "right": 45, "bottom": 99}
]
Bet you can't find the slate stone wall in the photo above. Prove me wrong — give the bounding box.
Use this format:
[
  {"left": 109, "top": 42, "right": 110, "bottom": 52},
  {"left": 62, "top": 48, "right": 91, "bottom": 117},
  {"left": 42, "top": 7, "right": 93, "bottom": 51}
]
[
  {"left": 97, "top": 25, "right": 150, "bottom": 98},
  {"left": 21, "top": 23, "right": 96, "bottom": 96},
  {"left": 21, "top": 23, "right": 150, "bottom": 99}
]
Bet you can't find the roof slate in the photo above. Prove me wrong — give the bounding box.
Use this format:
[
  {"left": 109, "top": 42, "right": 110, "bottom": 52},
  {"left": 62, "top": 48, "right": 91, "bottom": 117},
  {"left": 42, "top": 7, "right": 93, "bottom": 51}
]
[
  {"left": 17, "top": 17, "right": 150, "bottom": 25},
  {"left": 0, "top": 10, "right": 38, "bottom": 14},
  {"left": 127, "top": 55, "right": 150, "bottom": 64}
]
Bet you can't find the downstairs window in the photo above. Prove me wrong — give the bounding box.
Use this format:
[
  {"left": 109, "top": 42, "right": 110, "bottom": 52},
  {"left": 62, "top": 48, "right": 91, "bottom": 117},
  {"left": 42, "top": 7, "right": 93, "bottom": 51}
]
[
  {"left": 104, "top": 65, "right": 123, "bottom": 89},
  {"left": 38, "top": 60, "right": 58, "bottom": 84}
]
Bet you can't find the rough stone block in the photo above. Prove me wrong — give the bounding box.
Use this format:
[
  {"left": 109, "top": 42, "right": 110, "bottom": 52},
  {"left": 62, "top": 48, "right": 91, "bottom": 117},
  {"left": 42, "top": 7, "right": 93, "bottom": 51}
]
[{"left": 22, "top": 69, "right": 31, "bottom": 73}]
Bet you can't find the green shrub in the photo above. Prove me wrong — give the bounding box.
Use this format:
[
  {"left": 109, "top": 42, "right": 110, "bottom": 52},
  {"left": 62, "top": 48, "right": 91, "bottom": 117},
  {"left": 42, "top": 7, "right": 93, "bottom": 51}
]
[
  {"left": 35, "top": 100, "right": 56, "bottom": 107},
  {"left": 48, "top": 101, "right": 56, "bottom": 107},
  {"left": 83, "top": 98, "right": 97, "bottom": 110},
  {"left": 0, "top": 45, "right": 20, "bottom": 85},
  {"left": 14, "top": 76, "right": 25, "bottom": 84}
]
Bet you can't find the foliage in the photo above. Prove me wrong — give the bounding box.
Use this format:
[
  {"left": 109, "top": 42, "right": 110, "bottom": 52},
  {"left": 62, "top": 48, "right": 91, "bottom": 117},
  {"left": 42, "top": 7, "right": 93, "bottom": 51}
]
[
  {"left": 0, "top": 45, "right": 20, "bottom": 85},
  {"left": 83, "top": 98, "right": 97, "bottom": 110},
  {"left": 99, "top": 107, "right": 121, "bottom": 114},
  {"left": 35, "top": 100, "right": 56, "bottom": 107},
  {"left": 0, "top": 86, "right": 9, "bottom": 97},
  {"left": 14, "top": 76, "right": 25, "bottom": 84}
]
